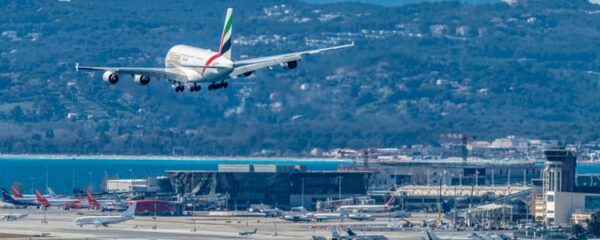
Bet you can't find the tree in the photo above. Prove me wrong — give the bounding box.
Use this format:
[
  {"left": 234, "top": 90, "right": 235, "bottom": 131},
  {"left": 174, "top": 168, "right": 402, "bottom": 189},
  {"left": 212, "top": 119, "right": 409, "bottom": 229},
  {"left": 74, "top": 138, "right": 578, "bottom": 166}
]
[
  {"left": 572, "top": 223, "right": 585, "bottom": 240},
  {"left": 587, "top": 211, "right": 600, "bottom": 237}
]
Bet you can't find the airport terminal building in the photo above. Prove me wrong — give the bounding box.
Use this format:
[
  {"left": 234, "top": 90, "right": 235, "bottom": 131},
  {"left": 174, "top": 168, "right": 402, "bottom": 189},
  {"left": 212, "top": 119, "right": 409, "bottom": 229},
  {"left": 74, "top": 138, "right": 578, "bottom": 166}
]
[{"left": 166, "top": 164, "right": 373, "bottom": 210}]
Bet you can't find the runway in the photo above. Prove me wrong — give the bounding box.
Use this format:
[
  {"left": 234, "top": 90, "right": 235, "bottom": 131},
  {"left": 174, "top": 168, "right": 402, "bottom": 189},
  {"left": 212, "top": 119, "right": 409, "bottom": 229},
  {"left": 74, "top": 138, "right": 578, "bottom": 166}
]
[{"left": 0, "top": 208, "right": 503, "bottom": 239}]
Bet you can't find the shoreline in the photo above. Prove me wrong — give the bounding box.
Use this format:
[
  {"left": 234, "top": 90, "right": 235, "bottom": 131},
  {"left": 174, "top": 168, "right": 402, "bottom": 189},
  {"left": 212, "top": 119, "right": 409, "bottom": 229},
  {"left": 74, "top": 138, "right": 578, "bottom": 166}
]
[{"left": 0, "top": 154, "right": 352, "bottom": 162}]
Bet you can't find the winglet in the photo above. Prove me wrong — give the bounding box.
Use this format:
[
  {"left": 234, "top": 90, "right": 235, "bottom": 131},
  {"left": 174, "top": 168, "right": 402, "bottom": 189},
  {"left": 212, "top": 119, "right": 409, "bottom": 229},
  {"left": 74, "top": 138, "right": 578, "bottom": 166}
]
[{"left": 75, "top": 63, "right": 80, "bottom": 72}]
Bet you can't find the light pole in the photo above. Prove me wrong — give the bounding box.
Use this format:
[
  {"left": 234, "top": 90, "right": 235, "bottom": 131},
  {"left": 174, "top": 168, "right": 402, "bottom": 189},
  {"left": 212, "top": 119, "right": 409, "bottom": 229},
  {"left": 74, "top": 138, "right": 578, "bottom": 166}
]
[
  {"left": 301, "top": 178, "right": 305, "bottom": 208},
  {"left": 192, "top": 173, "right": 195, "bottom": 216},
  {"left": 338, "top": 176, "right": 343, "bottom": 200},
  {"left": 88, "top": 171, "right": 93, "bottom": 191}
]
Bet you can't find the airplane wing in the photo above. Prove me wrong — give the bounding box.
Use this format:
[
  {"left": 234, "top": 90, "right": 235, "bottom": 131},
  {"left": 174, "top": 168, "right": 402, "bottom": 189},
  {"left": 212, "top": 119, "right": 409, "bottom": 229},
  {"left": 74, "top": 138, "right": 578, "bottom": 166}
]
[
  {"left": 76, "top": 65, "right": 225, "bottom": 82},
  {"left": 230, "top": 42, "right": 354, "bottom": 78}
]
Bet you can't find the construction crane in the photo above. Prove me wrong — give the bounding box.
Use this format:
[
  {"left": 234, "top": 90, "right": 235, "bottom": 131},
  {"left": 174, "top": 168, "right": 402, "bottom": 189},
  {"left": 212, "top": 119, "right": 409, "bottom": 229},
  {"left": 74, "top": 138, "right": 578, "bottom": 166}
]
[{"left": 440, "top": 134, "right": 476, "bottom": 162}]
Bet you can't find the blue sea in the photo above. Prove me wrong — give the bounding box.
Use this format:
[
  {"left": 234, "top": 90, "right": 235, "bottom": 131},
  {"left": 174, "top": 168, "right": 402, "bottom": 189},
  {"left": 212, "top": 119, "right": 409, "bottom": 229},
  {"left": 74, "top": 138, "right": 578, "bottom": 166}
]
[{"left": 0, "top": 157, "right": 352, "bottom": 195}]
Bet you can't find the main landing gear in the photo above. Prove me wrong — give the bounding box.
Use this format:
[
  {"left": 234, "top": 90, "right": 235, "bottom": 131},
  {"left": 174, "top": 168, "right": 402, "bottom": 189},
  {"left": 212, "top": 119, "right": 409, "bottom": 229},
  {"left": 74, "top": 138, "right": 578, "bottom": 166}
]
[
  {"left": 171, "top": 81, "right": 227, "bottom": 93},
  {"left": 174, "top": 84, "right": 185, "bottom": 93},
  {"left": 189, "top": 84, "right": 201, "bottom": 92},
  {"left": 208, "top": 81, "right": 228, "bottom": 91}
]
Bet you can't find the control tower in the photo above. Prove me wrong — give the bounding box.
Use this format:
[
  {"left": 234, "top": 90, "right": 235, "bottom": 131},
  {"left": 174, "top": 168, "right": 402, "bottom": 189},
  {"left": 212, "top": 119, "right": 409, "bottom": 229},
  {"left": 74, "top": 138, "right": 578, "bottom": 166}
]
[{"left": 543, "top": 148, "right": 576, "bottom": 193}]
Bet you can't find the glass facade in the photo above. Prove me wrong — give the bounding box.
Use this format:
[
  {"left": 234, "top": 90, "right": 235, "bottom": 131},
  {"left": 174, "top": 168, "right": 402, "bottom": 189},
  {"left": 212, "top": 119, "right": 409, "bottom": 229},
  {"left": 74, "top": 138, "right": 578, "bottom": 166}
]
[
  {"left": 585, "top": 196, "right": 600, "bottom": 211},
  {"left": 167, "top": 171, "right": 372, "bottom": 209}
]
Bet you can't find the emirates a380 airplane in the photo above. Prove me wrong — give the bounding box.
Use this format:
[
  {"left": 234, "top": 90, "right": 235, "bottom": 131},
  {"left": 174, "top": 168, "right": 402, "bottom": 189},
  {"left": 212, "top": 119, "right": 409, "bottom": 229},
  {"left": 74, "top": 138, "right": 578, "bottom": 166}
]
[{"left": 76, "top": 8, "right": 353, "bottom": 93}]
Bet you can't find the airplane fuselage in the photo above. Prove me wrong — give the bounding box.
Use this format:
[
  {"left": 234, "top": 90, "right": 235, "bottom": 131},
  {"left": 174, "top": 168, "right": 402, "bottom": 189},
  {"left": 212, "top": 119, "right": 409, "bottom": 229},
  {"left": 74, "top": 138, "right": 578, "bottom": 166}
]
[
  {"left": 165, "top": 45, "right": 233, "bottom": 83},
  {"left": 338, "top": 205, "right": 390, "bottom": 213},
  {"left": 74, "top": 215, "right": 131, "bottom": 227}
]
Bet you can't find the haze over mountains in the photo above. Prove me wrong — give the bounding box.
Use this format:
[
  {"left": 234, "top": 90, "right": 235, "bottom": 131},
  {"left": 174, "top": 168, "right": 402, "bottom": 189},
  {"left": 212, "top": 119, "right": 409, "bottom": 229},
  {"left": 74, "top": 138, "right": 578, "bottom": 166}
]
[{"left": 1, "top": 0, "right": 599, "bottom": 155}]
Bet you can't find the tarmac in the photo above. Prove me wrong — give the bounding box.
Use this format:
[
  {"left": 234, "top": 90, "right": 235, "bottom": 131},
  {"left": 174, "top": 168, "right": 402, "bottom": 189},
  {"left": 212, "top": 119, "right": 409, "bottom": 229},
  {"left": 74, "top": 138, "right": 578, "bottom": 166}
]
[{"left": 0, "top": 208, "right": 508, "bottom": 239}]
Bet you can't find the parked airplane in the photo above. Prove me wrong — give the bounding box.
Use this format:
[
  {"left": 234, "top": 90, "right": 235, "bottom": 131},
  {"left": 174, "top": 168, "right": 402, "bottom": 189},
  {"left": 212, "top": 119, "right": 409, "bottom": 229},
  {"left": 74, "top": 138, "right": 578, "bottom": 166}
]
[
  {"left": 76, "top": 8, "right": 353, "bottom": 93},
  {"left": 10, "top": 185, "right": 59, "bottom": 199},
  {"left": 347, "top": 213, "right": 375, "bottom": 221},
  {"left": 35, "top": 190, "right": 80, "bottom": 209},
  {"left": 86, "top": 190, "right": 128, "bottom": 212},
  {"left": 238, "top": 228, "right": 257, "bottom": 236},
  {"left": 331, "top": 228, "right": 388, "bottom": 240},
  {"left": 425, "top": 230, "right": 485, "bottom": 240},
  {"left": 2, "top": 213, "right": 28, "bottom": 222},
  {"left": 311, "top": 212, "right": 346, "bottom": 222},
  {"left": 1, "top": 188, "right": 37, "bottom": 207},
  {"left": 386, "top": 210, "right": 411, "bottom": 218},
  {"left": 74, "top": 202, "right": 136, "bottom": 227},
  {"left": 337, "top": 194, "right": 398, "bottom": 213},
  {"left": 281, "top": 214, "right": 312, "bottom": 222}
]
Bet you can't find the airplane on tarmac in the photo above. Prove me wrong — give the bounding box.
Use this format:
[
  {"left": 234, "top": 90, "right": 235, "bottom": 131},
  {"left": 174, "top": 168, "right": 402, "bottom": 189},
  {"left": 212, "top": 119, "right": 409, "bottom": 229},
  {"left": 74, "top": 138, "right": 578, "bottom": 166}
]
[
  {"left": 238, "top": 228, "right": 257, "bottom": 236},
  {"left": 1, "top": 188, "right": 37, "bottom": 207},
  {"left": 1, "top": 212, "right": 28, "bottom": 222},
  {"left": 331, "top": 228, "right": 388, "bottom": 240},
  {"left": 34, "top": 190, "right": 81, "bottom": 209},
  {"left": 74, "top": 202, "right": 136, "bottom": 227},
  {"left": 11, "top": 185, "right": 55, "bottom": 199},
  {"left": 86, "top": 190, "right": 128, "bottom": 212},
  {"left": 347, "top": 213, "right": 375, "bottom": 221},
  {"left": 425, "top": 230, "right": 488, "bottom": 240},
  {"left": 76, "top": 8, "right": 353, "bottom": 93},
  {"left": 310, "top": 212, "right": 347, "bottom": 222},
  {"left": 281, "top": 214, "right": 312, "bottom": 222},
  {"left": 337, "top": 193, "right": 398, "bottom": 213}
]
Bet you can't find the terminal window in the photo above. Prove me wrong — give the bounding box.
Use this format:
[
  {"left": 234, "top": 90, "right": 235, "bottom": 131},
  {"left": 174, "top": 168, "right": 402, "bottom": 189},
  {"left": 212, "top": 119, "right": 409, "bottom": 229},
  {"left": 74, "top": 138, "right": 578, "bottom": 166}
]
[
  {"left": 585, "top": 196, "right": 600, "bottom": 210},
  {"left": 547, "top": 195, "right": 554, "bottom": 202}
]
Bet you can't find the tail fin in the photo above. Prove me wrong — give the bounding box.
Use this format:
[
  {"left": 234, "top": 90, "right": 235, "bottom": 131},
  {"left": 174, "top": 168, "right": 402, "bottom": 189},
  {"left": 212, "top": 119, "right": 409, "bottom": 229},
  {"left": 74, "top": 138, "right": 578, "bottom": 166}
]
[
  {"left": 218, "top": 8, "right": 233, "bottom": 60},
  {"left": 35, "top": 190, "right": 50, "bottom": 207},
  {"left": 346, "top": 229, "right": 357, "bottom": 236},
  {"left": 12, "top": 185, "right": 23, "bottom": 198},
  {"left": 2, "top": 188, "right": 15, "bottom": 202},
  {"left": 385, "top": 193, "right": 398, "bottom": 209},
  {"left": 86, "top": 190, "right": 101, "bottom": 209},
  {"left": 122, "top": 201, "right": 137, "bottom": 218},
  {"left": 112, "top": 192, "right": 122, "bottom": 202},
  {"left": 47, "top": 187, "right": 56, "bottom": 197}
]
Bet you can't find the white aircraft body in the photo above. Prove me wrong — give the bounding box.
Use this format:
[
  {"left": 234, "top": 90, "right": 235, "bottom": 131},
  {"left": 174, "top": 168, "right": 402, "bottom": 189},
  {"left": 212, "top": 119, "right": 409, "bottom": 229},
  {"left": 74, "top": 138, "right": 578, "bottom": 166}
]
[
  {"left": 332, "top": 229, "right": 388, "bottom": 240},
  {"left": 35, "top": 190, "right": 80, "bottom": 208},
  {"left": 74, "top": 202, "right": 136, "bottom": 227},
  {"left": 337, "top": 194, "right": 398, "bottom": 213},
  {"left": 10, "top": 185, "right": 54, "bottom": 199},
  {"left": 76, "top": 8, "right": 353, "bottom": 93},
  {"left": 310, "top": 212, "right": 345, "bottom": 222},
  {"left": 86, "top": 190, "right": 128, "bottom": 211}
]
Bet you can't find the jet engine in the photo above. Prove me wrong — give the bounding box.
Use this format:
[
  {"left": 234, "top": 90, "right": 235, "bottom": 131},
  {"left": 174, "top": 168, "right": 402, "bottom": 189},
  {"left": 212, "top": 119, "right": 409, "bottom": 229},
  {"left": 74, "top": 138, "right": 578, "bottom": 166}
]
[
  {"left": 102, "top": 71, "right": 119, "bottom": 84},
  {"left": 280, "top": 60, "right": 298, "bottom": 70},
  {"left": 133, "top": 75, "right": 151, "bottom": 85}
]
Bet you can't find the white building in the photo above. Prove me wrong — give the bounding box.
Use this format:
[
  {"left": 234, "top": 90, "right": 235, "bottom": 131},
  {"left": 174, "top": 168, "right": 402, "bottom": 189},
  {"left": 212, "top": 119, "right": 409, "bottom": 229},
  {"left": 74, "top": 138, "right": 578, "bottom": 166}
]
[
  {"left": 545, "top": 191, "right": 600, "bottom": 225},
  {"left": 106, "top": 178, "right": 162, "bottom": 193}
]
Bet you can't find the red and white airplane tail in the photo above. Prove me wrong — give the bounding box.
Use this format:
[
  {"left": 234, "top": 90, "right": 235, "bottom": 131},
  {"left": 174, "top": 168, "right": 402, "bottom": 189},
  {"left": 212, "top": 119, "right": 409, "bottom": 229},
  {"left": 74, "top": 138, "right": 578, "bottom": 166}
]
[
  {"left": 12, "top": 185, "right": 24, "bottom": 198},
  {"left": 384, "top": 193, "right": 398, "bottom": 210},
  {"left": 35, "top": 189, "right": 50, "bottom": 207},
  {"left": 86, "top": 190, "right": 101, "bottom": 209}
]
